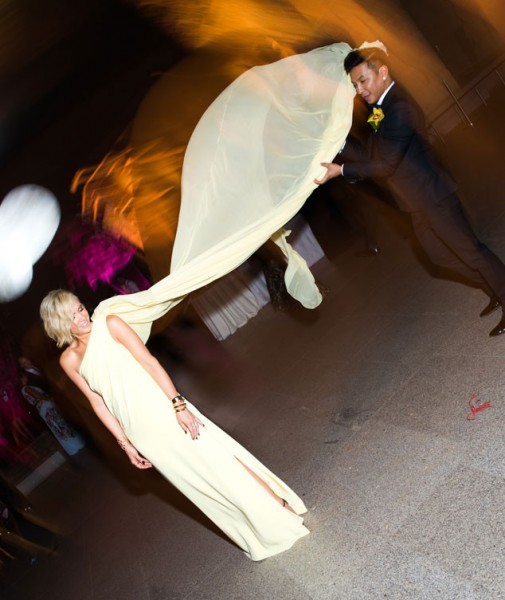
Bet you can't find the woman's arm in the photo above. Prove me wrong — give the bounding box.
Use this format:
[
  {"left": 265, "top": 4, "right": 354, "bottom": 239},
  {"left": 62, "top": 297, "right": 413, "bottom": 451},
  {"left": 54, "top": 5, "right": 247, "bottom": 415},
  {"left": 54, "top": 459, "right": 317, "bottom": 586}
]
[
  {"left": 59, "top": 351, "right": 152, "bottom": 469},
  {"left": 105, "top": 315, "right": 203, "bottom": 440}
]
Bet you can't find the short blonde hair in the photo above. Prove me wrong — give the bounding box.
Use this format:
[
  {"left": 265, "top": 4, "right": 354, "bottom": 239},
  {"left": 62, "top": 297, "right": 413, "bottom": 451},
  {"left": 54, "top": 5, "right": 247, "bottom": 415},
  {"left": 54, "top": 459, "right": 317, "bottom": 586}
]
[{"left": 40, "top": 289, "right": 79, "bottom": 348}]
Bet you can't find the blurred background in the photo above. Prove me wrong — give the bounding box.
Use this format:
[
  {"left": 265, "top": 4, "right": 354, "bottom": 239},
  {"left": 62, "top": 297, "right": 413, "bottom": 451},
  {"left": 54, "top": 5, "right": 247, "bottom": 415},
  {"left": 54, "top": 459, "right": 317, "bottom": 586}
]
[
  {"left": 0, "top": 0, "right": 504, "bottom": 576},
  {"left": 1, "top": 0, "right": 504, "bottom": 337}
]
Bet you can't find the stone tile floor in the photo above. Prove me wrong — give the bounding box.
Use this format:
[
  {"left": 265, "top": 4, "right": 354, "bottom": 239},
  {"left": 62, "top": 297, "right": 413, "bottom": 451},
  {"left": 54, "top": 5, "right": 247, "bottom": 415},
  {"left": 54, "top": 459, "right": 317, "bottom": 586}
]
[{"left": 3, "top": 77, "right": 505, "bottom": 600}]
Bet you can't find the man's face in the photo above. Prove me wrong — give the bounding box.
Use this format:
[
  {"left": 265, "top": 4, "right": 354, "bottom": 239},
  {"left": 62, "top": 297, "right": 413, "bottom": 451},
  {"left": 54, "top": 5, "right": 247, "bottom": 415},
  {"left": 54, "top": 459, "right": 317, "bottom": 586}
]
[{"left": 349, "top": 62, "right": 389, "bottom": 105}]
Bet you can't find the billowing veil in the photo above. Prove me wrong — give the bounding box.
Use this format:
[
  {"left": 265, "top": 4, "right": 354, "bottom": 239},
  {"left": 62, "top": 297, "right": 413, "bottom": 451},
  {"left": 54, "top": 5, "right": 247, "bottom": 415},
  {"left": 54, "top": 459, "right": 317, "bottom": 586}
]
[{"left": 93, "top": 42, "right": 355, "bottom": 340}]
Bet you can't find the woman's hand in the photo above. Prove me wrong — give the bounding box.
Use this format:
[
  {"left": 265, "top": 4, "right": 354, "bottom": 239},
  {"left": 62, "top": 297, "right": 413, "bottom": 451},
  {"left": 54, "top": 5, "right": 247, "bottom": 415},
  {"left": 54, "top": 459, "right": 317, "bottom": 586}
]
[
  {"left": 176, "top": 408, "right": 204, "bottom": 440},
  {"left": 123, "top": 443, "right": 153, "bottom": 469}
]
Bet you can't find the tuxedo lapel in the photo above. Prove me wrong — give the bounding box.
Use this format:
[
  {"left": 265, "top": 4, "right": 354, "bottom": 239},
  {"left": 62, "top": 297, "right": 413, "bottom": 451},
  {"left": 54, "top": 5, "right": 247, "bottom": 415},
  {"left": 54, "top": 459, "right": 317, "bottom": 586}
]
[
  {"left": 366, "top": 87, "right": 397, "bottom": 145},
  {"left": 379, "top": 83, "right": 399, "bottom": 110}
]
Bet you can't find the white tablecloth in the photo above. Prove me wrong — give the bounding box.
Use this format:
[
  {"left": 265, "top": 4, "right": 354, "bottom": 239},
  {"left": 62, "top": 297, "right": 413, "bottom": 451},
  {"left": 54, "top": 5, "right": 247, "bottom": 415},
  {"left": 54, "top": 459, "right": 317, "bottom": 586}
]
[{"left": 192, "top": 215, "right": 324, "bottom": 340}]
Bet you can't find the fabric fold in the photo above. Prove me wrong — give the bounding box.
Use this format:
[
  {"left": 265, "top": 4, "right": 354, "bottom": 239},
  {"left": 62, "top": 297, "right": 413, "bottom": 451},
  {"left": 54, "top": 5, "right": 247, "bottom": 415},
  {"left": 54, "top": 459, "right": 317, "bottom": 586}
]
[{"left": 93, "top": 43, "right": 355, "bottom": 339}]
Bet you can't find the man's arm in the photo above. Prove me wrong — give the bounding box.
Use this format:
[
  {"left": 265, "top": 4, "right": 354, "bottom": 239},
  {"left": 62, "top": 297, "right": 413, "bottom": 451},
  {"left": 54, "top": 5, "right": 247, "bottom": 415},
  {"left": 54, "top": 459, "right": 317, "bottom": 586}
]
[
  {"left": 340, "top": 134, "right": 369, "bottom": 163},
  {"left": 315, "top": 98, "right": 419, "bottom": 186},
  {"left": 314, "top": 134, "right": 366, "bottom": 184},
  {"left": 342, "top": 100, "right": 419, "bottom": 183}
]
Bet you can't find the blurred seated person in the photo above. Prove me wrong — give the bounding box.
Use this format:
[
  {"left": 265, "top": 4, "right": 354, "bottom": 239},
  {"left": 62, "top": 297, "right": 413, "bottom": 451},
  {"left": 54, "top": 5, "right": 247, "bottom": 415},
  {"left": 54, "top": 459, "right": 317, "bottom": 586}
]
[{"left": 20, "top": 375, "right": 85, "bottom": 456}]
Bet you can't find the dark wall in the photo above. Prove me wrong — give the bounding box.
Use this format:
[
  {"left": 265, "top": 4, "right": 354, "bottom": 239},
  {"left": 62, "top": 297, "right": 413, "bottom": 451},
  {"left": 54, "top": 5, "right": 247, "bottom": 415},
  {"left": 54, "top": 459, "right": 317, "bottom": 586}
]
[
  {"left": 0, "top": 0, "right": 185, "bottom": 343},
  {"left": 401, "top": 0, "right": 504, "bottom": 85}
]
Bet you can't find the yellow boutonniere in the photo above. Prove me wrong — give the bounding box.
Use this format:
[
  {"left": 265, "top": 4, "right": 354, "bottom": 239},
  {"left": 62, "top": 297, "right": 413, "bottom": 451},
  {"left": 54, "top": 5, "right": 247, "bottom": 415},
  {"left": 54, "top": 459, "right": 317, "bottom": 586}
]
[{"left": 367, "top": 107, "right": 385, "bottom": 132}]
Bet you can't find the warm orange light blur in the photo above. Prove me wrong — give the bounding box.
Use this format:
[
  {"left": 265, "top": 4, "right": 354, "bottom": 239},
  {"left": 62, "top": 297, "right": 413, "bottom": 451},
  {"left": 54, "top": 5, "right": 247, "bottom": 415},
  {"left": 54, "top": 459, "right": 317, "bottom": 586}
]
[
  {"left": 452, "top": 0, "right": 505, "bottom": 40},
  {"left": 133, "top": 0, "right": 313, "bottom": 52},
  {"left": 131, "top": 0, "right": 458, "bottom": 115},
  {"left": 74, "top": 0, "right": 503, "bottom": 282},
  {"left": 73, "top": 36, "right": 291, "bottom": 282},
  {"left": 71, "top": 140, "right": 186, "bottom": 282}
]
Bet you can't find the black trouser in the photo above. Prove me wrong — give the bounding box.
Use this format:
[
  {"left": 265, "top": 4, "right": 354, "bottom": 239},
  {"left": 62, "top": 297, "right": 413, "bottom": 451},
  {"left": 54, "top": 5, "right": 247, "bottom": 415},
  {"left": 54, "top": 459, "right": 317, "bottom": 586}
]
[{"left": 410, "top": 193, "right": 505, "bottom": 304}]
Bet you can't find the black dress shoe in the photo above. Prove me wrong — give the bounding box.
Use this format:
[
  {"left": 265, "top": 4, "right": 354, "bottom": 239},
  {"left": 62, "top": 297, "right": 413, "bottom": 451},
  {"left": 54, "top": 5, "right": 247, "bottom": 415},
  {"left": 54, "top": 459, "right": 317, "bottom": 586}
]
[
  {"left": 480, "top": 296, "right": 501, "bottom": 318},
  {"left": 355, "top": 246, "right": 380, "bottom": 258},
  {"left": 489, "top": 315, "right": 505, "bottom": 337}
]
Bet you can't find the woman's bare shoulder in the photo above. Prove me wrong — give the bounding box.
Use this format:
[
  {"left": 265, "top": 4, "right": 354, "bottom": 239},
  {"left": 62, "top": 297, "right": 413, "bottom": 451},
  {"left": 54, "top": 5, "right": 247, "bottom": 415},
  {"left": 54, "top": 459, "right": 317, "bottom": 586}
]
[
  {"left": 59, "top": 344, "right": 81, "bottom": 372},
  {"left": 105, "top": 314, "right": 123, "bottom": 327},
  {"left": 106, "top": 314, "right": 129, "bottom": 337}
]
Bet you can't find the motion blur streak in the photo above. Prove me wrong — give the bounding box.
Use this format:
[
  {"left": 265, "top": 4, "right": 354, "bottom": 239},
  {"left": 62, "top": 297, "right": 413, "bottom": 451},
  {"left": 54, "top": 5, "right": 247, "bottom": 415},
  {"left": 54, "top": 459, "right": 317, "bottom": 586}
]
[
  {"left": 73, "top": 0, "right": 505, "bottom": 285},
  {"left": 72, "top": 142, "right": 185, "bottom": 282},
  {"left": 131, "top": 0, "right": 455, "bottom": 113}
]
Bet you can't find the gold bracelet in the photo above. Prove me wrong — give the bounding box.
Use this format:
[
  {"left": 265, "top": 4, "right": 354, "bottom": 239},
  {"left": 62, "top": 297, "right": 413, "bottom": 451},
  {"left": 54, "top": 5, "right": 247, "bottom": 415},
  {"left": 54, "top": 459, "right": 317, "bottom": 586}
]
[
  {"left": 117, "top": 437, "right": 129, "bottom": 451},
  {"left": 175, "top": 406, "right": 187, "bottom": 413},
  {"left": 171, "top": 394, "right": 187, "bottom": 405}
]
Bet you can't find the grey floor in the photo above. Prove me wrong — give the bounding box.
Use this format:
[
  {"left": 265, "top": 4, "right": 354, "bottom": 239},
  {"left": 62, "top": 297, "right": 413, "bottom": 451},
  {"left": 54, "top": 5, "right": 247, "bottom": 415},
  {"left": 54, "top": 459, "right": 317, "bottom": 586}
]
[{"left": 5, "top": 97, "right": 505, "bottom": 599}]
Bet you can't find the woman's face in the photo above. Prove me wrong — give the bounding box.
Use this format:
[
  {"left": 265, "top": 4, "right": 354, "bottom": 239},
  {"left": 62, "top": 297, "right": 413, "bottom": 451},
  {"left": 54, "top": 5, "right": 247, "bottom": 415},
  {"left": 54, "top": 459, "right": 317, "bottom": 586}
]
[{"left": 69, "top": 299, "right": 91, "bottom": 338}]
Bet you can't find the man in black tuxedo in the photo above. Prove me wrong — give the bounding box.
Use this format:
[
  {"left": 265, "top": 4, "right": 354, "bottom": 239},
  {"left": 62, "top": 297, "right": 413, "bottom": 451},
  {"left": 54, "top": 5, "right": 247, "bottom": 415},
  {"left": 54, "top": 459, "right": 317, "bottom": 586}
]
[{"left": 315, "top": 46, "right": 505, "bottom": 337}]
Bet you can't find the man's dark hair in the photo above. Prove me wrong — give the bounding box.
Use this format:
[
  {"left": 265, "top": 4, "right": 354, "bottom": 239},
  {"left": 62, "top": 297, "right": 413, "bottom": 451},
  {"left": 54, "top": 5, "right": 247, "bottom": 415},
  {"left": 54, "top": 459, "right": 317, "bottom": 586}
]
[{"left": 344, "top": 48, "right": 389, "bottom": 74}]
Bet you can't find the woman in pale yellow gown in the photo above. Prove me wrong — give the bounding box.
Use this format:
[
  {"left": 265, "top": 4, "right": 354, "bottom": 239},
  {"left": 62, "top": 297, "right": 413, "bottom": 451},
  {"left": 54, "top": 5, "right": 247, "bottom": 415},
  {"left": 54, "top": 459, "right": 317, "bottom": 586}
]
[{"left": 40, "top": 289, "right": 309, "bottom": 561}]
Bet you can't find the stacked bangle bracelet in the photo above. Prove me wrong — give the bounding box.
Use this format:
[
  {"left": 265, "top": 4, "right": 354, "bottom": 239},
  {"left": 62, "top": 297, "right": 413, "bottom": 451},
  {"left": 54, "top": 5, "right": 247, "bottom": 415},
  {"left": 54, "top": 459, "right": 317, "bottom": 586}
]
[
  {"left": 117, "top": 437, "right": 129, "bottom": 451},
  {"left": 171, "top": 394, "right": 187, "bottom": 413}
]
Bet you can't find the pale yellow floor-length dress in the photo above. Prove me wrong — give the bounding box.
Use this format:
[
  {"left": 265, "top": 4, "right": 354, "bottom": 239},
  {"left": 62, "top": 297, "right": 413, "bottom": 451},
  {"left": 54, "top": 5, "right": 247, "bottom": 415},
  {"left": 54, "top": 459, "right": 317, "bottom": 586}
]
[
  {"left": 80, "top": 314, "right": 309, "bottom": 561},
  {"left": 76, "top": 41, "right": 357, "bottom": 560}
]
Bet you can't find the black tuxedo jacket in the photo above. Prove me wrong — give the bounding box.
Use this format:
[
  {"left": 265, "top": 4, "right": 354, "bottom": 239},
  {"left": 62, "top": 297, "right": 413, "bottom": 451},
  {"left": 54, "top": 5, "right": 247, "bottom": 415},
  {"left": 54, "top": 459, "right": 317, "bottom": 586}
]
[{"left": 341, "top": 84, "right": 457, "bottom": 213}]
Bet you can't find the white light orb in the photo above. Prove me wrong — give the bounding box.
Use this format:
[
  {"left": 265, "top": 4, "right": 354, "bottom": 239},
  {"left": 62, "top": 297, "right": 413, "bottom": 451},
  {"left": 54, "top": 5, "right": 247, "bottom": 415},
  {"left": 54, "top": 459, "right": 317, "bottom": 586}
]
[
  {"left": 0, "top": 185, "right": 61, "bottom": 302},
  {"left": 0, "top": 238, "right": 33, "bottom": 302}
]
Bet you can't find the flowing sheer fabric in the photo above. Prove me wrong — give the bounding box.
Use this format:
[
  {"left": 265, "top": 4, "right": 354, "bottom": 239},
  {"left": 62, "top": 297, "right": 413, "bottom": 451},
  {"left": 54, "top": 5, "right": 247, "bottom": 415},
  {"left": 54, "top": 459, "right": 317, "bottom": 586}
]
[{"left": 93, "top": 42, "right": 355, "bottom": 338}]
